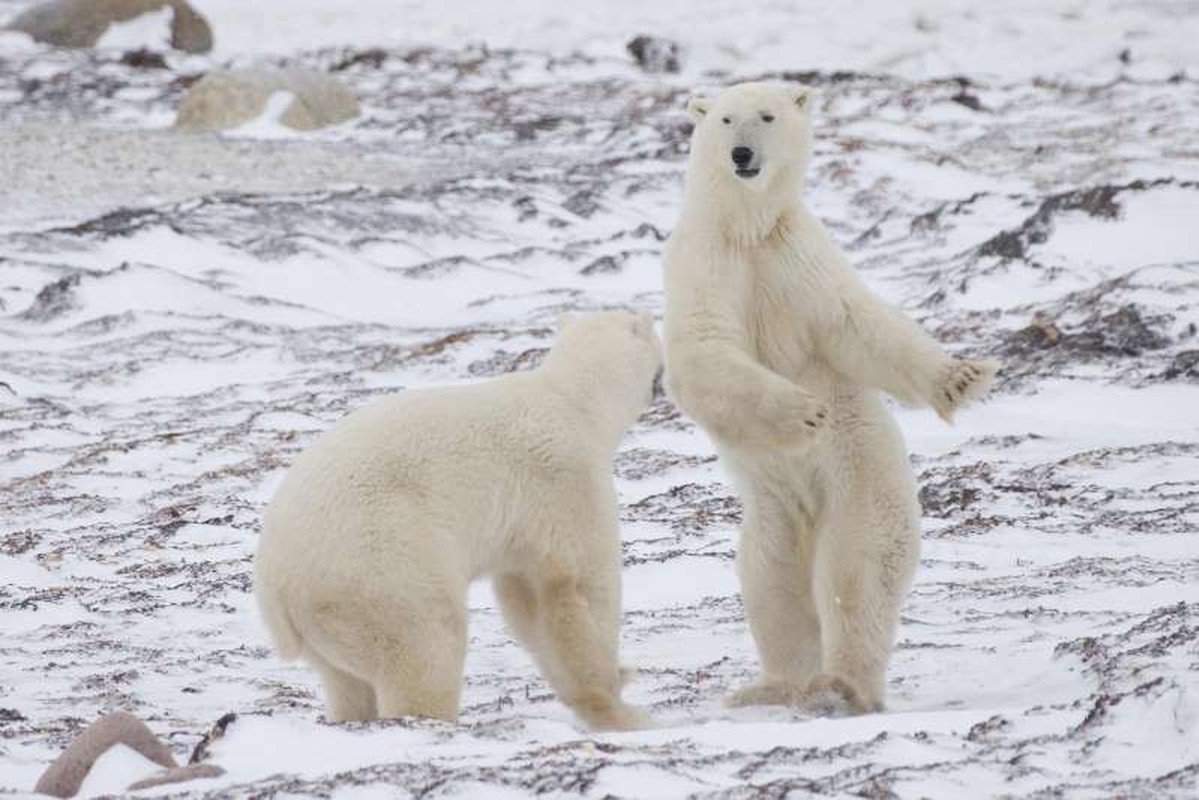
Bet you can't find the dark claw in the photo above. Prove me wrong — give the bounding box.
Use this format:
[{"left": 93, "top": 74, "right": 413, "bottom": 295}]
[
  {"left": 805, "top": 420, "right": 818, "bottom": 428},
  {"left": 944, "top": 390, "right": 954, "bottom": 403}
]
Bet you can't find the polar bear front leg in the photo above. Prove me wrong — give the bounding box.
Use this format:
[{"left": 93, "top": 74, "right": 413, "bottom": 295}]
[
  {"left": 726, "top": 490, "right": 823, "bottom": 708},
  {"left": 495, "top": 572, "right": 572, "bottom": 690},
  {"left": 668, "top": 344, "right": 829, "bottom": 450},
  {"left": 535, "top": 571, "right": 649, "bottom": 731},
  {"left": 823, "top": 279, "right": 998, "bottom": 420},
  {"left": 497, "top": 571, "right": 638, "bottom": 693},
  {"left": 495, "top": 573, "right": 543, "bottom": 652}
]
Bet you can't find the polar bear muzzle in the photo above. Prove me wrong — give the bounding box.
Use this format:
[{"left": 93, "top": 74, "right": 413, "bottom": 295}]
[{"left": 731, "top": 146, "right": 760, "bottom": 178}]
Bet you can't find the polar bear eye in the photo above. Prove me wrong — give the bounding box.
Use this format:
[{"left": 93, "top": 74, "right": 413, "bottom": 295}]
[
  {"left": 721, "top": 116, "right": 732, "bottom": 125},
  {"left": 761, "top": 113, "right": 775, "bottom": 123}
]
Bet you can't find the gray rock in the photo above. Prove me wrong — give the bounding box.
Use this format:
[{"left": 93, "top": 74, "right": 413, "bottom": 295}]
[
  {"left": 174, "top": 68, "right": 361, "bottom": 132},
  {"left": 5, "top": 0, "right": 213, "bottom": 53},
  {"left": 626, "top": 35, "right": 682, "bottom": 73}
]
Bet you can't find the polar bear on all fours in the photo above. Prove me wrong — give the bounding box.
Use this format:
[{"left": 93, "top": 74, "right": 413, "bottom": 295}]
[
  {"left": 663, "top": 81, "right": 998, "bottom": 715},
  {"left": 255, "top": 311, "right": 661, "bottom": 732}
]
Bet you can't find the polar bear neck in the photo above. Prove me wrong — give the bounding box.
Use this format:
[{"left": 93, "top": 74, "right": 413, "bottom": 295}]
[
  {"left": 537, "top": 354, "right": 644, "bottom": 450},
  {"left": 680, "top": 160, "right": 805, "bottom": 246}
]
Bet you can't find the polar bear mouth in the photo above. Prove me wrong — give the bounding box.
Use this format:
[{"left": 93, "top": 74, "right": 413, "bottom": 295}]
[{"left": 735, "top": 167, "right": 761, "bottom": 179}]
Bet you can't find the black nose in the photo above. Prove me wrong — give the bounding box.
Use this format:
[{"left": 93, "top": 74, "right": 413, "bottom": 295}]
[{"left": 731, "top": 146, "right": 753, "bottom": 167}]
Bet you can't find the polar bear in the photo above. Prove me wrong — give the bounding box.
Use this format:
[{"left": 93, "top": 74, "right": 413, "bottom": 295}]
[
  {"left": 254, "top": 311, "right": 661, "bottom": 731},
  {"left": 662, "top": 81, "right": 998, "bottom": 715}
]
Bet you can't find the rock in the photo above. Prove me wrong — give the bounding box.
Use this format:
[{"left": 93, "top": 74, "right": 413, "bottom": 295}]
[
  {"left": 1004, "top": 312, "right": 1061, "bottom": 353},
  {"left": 19, "top": 274, "right": 81, "bottom": 322},
  {"left": 187, "top": 711, "right": 237, "bottom": 765},
  {"left": 975, "top": 179, "right": 1174, "bottom": 262},
  {"left": 5, "top": 0, "right": 213, "bottom": 53},
  {"left": 580, "top": 254, "right": 623, "bottom": 275},
  {"left": 1164, "top": 350, "right": 1199, "bottom": 380},
  {"left": 174, "top": 69, "right": 360, "bottom": 132},
  {"left": 950, "top": 89, "right": 983, "bottom": 111},
  {"left": 119, "top": 46, "right": 167, "bottom": 68},
  {"left": 1001, "top": 305, "right": 1170, "bottom": 360},
  {"left": 34, "top": 711, "right": 177, "bottom": 798},
  {"left": 626, "top": 35, "right": 682, "bottom": 73},
  {"left": 330, "top": 47, "right": 388, "bottom": 72}
]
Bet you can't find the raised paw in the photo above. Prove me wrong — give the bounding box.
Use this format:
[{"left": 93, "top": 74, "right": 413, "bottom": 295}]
[
  {"left": 933, "top": 358, "right": 998, "bottom": 423},
  {"left": 763, "top": 386, "right": 830, "bottom": 447}
]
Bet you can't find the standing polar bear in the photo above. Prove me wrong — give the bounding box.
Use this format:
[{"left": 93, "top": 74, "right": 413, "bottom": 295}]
[
  {"left": 255, "top": 312, "right": 661, "bottom": 731},
  {"left": 663, "top": 82, "right": 998, "bottom": 715}
]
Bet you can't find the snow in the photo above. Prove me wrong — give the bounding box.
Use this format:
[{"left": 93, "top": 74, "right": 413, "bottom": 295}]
[
  {"left": 178, "top": 0, "right": 1199, "bottom": 82},
  {"left": 94, "top": 7, "right": 173, "bottom": 52},
  {"left": 76, "top": 744, "right": 164, "bottom": 797},
  {"left": 1, "top": 0, "right": 1198, "bottom": 798}
]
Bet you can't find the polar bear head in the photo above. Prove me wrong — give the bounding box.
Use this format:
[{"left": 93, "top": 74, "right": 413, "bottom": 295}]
[
  {"left": 544, "top": 311, "right": 662, "bottom": 424},
  {"left": 685, "top": 81, "right": 814, "bottom": 195}
]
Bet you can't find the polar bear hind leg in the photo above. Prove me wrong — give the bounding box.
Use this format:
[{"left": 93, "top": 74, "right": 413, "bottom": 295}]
[
  {"left": 305, "top": 649, "right": 377, "bottom": 722},
  {"left": 726, "top": 489, "right": 823, "bottom": 708},
  {"left": 298, "top": 576, "right": 468, "bottom": 723},
  {"left": 806, "top": 489, "right": 920, "bottom": 715},
  {"left": 370, "top": 594, "right": 467, "bottom": 721}
]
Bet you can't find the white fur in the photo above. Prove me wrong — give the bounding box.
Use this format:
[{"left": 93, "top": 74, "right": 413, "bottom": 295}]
[
  {"left": 254, "top": 311, "right": 661, "bottom": 731},
  {"left": 663, "top": 82, "right": 998, "bottom": 714}
]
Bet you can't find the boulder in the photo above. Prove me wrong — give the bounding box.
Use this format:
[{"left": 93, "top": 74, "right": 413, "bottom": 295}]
[
  {"left": 174, "top": 68, "right": 360, "bottom": 132},
  {"left": 627, "top": 35, "right": 682, "bottom": 74},
  {"left": 5, "top": 0, "right": 213, "bottom": 53}
]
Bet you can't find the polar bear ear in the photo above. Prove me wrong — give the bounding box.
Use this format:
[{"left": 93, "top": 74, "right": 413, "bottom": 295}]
[
  {"left": 631, "top": 312, "right": 655, "bottom": 339},
  {"left": 686, "top": 95, "right": 711, "bottom": 122},
  {"left": 792, "top": 86, "right": 815, "bottom": 112}
]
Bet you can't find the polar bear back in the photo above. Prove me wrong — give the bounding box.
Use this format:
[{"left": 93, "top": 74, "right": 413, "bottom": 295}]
[{"left": 259, "top": 374, "right": 582, "bottom": 580}]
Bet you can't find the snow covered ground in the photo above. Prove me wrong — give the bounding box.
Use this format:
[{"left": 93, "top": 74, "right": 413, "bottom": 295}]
[{"left": 1, "top": 1, "right": 1198, "bottom": 797}]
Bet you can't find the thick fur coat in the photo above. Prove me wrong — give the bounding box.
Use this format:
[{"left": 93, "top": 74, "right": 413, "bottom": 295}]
[
  {"left": 663, "top": 82, "right": 998, "bottom": 714},
  {"left": 255, "top": 311, "right": 661, "bottom": 731}
]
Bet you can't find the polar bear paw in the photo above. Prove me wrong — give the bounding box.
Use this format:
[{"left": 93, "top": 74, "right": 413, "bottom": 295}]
[
  {"left": 574, "top": 697, "right": 653, "bottom": 731},
  {"left": 934, "top": 358, "right": 998, "bottom": 423},
  {"left": 726, "top": 675, "right": 880, "bottom": 716},
  {"left": 762, "top": 386, "right": 829, "bottom": 446},
  {"left": 794, "top": 674, "right": 871, "bottom": 717},
  {"left": 724, "top": 679, "right": 799, "bottom": 708}
]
